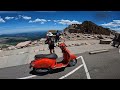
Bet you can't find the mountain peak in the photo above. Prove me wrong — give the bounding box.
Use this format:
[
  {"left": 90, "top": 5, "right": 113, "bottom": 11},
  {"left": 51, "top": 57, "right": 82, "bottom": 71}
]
[{"left": 64, "top": 21, "right": 112, "bottom": 35}]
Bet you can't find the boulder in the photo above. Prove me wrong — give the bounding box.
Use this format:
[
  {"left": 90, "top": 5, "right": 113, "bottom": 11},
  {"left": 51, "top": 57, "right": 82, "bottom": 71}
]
[
  {"left": 16, "top": 41, "right": 31, "bottom": 48},
  {"left": 97, "top": 35, "right": 104, "bottom": 39},
  {"left": 80, "top": 43, "right": 87, "bottom": 45},
  {"left": 31, "top": 40, "right": 38, "bottom": 45},
  {"left": 8, "top": 46, "right": 16, "bottom": 50},
  {"left": 75, "top": 43, "right": 80, "bottom": 46},
  {"left": 99, "top": 39, "right": 112, "bottom": 44},
  {"left": 40, "top": 38, "right": 46, "bottom": 41}
]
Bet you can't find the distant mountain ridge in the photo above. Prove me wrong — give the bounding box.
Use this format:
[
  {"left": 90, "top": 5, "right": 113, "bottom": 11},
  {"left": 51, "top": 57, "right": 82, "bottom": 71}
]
[
  {"left": 0, "top": 31, "right": 47, "bottom": 40},
  {"left": 64, "top": 21, "right": 115, "bottom": 35},
  {"left": 0, "top": 31, "right": 47, "bottom": 46}
]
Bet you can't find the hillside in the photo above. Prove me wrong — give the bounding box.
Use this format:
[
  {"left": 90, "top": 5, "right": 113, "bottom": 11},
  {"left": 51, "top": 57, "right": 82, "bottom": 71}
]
[
  {"left": 0, "top": 31, "right": 47, "bottom": 49},
  {"left": 64, "top": 21, "right": 113, "bottom": 35}
]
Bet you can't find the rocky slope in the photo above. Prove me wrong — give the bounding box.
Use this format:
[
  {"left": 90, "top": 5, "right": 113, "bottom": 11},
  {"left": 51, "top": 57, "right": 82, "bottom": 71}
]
[
  {"left": 64, "top": 21, "right": 113, "bottom": 35},
  {"left": 63, "top": 21, "right": 115, "bottom": 41}
]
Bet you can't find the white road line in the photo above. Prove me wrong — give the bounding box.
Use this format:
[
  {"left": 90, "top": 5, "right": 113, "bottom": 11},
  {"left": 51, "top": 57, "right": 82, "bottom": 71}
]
[
  {"left": 18, "top": 75, "right": 37, "bottom": 79},
  {"left": 59, "top": 64, "right": 84, "bottom": 79},
  {"left": 80, "top": 56, "right": 91, "bottom": 79},
  {"left": 76, "top": 55, "right": 82, "bottom": 59},
  {"left": 59, "top": 55, "right": 84, "bottom": 79},
  {"left": 19, "top": 52, "right": 25, "bottom": 54},
  {"left": 119, "top": 49, "right": 120, "bottom": 53}
]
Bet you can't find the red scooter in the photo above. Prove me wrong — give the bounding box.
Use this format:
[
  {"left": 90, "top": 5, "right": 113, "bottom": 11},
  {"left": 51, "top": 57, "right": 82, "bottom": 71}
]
[{"left": 30, "top": 42, "right": 77, "bottom": 73}]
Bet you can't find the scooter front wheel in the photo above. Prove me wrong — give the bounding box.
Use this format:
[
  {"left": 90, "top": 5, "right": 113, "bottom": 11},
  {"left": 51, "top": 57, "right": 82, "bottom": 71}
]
[{"left": 68, "top": 59, "right": 77, "bottom": 67}]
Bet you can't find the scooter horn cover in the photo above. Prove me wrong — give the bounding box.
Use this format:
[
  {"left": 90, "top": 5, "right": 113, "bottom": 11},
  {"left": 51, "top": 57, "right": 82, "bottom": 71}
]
[{"left": 59, "top": 42, "right": 66, "bottom": 47}]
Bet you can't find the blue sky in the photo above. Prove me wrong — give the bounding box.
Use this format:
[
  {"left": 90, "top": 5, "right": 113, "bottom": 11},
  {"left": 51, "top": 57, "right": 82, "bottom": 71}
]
[{"left": 0, "top": 11, "right": 120, "bottom": 34}]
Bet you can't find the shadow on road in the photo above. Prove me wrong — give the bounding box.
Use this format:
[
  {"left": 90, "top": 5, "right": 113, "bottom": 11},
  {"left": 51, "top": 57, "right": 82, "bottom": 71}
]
[{"left": 29, "top": 67, "right": 65, "bottom": 76}]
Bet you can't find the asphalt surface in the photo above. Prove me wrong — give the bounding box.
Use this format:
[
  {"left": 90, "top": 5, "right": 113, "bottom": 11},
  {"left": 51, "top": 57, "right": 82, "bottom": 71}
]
[{"left": 0, "top": 48, "right": 120, "bottom": 79}]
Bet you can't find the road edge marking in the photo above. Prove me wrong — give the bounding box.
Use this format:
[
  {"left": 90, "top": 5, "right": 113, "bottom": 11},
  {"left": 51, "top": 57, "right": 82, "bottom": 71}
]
[
  {"left": 18, "top": 75, "right": 37, "bottom": 79},
  {"left": 80, "top": 56, "right": 91, "bottom": 79},
  {"left": 59, "top": 64, "right": 84, "bottom": 79}
]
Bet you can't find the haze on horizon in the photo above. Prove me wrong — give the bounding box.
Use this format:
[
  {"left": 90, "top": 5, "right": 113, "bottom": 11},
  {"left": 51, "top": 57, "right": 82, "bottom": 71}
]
[{"left": 0, "top": 11, "right": 120, "bottom": 35}]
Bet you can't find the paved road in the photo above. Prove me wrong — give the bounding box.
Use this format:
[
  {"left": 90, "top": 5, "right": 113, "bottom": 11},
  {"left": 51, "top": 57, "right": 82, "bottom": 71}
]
[{"left": 0, "top": 48, "right": 120, "bottom": 79}]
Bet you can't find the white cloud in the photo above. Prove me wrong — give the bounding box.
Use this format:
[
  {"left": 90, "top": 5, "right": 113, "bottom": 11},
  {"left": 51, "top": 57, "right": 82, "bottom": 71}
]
[
  {"left": 0, "top": 17, "right": 5, "bottom": 23},
  {"left": 15, "top": 17, "right": 19, "bottom": 20},
  {"left": 53, "top": 19, "right": 82, "bottom": 25},
  {"left": 112, "top": 27, "right": 120, "bottom": 30},
  {"left": 41, "top": 22, "right": 45, "bottom": 24},
  {"left": 101, "top": 20, "right": 120, "bottom": 28},
  {"left": 101, "top": 20, "right": 120, "bottom": 32},
  {"left": 4, "top": 15, "right": 31, "bottom": 21},
  {"left": 53, "top": 20, "right": 58, "bottom": 22},
  {"left": 18, "top": 15, "right": 22, "bottom": 18},
  {"left": 113, "top": 20, "right": 120, "bottom": 23},
  {"left": 22, "top": 16, "right": 31, "bottom": 20},
  {"left": 29, "top": 18, "right": 47, "bottom": 24},
  {"left": 101, "top": 22, "right": 114, "bottom": 27},
  {"left": 17, "top": 15, "right": 31, "bottom": 20},
  {"left": 48, "top": 20, "right": 51, "bottom": 21},
  {"left": 29, "top": 20, "right": 33, "bottom": 23},
  {"left": 5, "top": 16, "right": 14, "bottom": 20}
]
